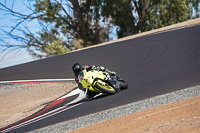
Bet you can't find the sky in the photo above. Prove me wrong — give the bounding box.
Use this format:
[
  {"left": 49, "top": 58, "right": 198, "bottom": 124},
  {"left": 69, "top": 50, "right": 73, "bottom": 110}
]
[{"left": 0, "top": 0, "right": 39, "bottom": 69}]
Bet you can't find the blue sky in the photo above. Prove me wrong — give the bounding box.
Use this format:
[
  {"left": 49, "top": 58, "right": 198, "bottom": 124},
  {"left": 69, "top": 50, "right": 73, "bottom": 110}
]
[{"left": 0, "top": 0, "right": 39, "bottom": 69}]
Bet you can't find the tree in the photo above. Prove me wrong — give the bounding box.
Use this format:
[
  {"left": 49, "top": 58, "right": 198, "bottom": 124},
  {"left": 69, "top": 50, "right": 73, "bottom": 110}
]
[
  {"left": 0, "top": 0, "right": 199, "bottom": 58},
  {"left": 190, "top": 0, "right": 200, "bottom": 18},
  {"left": 32, "top": 0, "right": 111, "bottom": 47},
  {"left": 0, "top": 0, "right": 111, "bottom": 58},
  {"left": 101, "top": 0, "right": 199, "bottom": 38},
  {"left": 146, "top": 0, "right": 192, "bottom": 30},
  {"left": 25, "top": 24, "right": 71, "bottom": 58}
]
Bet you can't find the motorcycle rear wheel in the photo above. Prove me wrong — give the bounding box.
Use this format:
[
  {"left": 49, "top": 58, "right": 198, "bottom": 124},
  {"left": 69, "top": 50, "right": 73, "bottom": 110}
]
[
  {"left": 94, "top": 82, "right": 116, "bottom": 95},
  {"left": 119, "top": 80, "right": 128, "bottom": 90}
]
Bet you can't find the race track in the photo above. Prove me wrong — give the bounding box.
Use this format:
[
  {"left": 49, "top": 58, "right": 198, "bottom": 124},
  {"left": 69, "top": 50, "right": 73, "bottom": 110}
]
[{"left": 0, "top": 24, "right": 200, "bottom": 132}]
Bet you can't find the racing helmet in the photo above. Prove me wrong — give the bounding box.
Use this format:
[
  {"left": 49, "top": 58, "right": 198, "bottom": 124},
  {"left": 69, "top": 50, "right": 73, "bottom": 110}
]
[{"left": 72, "top": 63, "right": 82, "bottom": 75}]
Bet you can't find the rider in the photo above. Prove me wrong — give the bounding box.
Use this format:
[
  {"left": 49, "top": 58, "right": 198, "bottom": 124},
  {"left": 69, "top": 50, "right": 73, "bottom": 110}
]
[{"left": 72, "top": 63, "right": 116, "bottom": 98}]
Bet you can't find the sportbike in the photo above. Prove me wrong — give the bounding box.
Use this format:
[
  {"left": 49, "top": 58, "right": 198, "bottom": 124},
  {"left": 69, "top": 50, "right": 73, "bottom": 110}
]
[{"left": 78, "top": 69, "right": 128, "bottom": 95}]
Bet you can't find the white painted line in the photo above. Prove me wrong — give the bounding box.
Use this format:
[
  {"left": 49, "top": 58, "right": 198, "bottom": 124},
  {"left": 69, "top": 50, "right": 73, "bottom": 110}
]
[
  {"left": 1, "top": 88, "right": 88, "bottom": 133},
  {"left": 58, "top": 88, "right": 85, "bottom": 100},
  {"left": 2, "top": 102, "right": 84, "bottom": 133}
]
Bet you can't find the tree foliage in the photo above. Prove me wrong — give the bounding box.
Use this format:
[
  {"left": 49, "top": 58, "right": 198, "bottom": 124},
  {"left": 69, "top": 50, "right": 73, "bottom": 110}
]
[
  {"left": 0, "top": 0, "right": 199, "bottom": 58},
  {"left": 33, "top": 0, "right": 111, "bottom": 47},
  {"left": 101, "top": 0, "right": 197, "bottom": 38}
]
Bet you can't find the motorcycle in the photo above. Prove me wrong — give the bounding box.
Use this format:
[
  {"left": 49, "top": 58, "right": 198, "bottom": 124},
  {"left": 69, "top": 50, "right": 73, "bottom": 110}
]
[{"left": 78, "top": 69, "right": 128, "bottom": 95}]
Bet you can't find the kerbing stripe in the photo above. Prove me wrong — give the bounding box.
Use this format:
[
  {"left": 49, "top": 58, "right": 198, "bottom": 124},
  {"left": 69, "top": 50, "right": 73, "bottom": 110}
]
[
  {"left": 0, "top": 88, "right": 87, "bottom": 133},
  {"left": 0, "top": 79, "right": 75, "bottom": 84}
]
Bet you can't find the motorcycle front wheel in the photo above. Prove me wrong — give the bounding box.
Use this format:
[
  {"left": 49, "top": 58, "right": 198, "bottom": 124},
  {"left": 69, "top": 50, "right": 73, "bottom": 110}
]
[{"left": 94, "top": 82, "right": 116, "bottom": 95}]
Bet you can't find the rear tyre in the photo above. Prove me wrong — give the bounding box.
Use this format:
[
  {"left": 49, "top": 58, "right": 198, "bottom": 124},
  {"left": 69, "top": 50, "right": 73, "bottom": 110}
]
[
  {"left": 94, "top": 82, "right": 116, "bottom": 95},
  {"left": 119, "top": 80, "right": 128, "bottom": 90}
]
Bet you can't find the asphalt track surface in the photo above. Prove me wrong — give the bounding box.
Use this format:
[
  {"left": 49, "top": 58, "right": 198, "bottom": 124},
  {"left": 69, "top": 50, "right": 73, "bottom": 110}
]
[{"left": 1, "top": 25, "right": 200, "bottom": 132}]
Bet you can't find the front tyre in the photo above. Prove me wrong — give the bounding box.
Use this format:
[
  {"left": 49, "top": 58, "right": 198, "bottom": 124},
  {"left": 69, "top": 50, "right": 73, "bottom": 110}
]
[{"left": 94, "top": 82, "right": 116, "bottom": 95}]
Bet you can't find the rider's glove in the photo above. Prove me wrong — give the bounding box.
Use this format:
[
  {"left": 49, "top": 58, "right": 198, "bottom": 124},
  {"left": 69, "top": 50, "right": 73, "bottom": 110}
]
[
  {"left": 110, "top": 71, "right": 116, "bottom": 75},
  {"left": 106, "top": 69, "right": 116, "bottom": 75}
]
